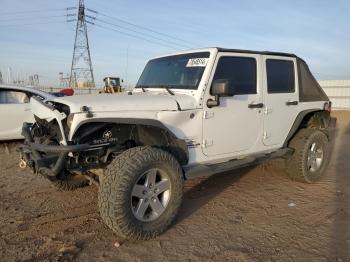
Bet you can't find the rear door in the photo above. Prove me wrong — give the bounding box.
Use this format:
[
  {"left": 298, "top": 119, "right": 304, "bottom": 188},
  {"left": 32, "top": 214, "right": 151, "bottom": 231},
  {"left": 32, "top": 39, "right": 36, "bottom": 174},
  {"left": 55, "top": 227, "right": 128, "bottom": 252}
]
[
  {"left": 262, "top": 56, "right": 299, "bottom": 146},
  {"left": 0, "top": 89, "right": 33, "bottom": 140}
]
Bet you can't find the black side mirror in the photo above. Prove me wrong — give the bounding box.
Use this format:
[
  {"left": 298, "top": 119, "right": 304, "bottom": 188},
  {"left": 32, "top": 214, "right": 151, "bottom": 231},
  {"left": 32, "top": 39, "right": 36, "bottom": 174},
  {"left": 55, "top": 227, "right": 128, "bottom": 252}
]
[{"left": 207, "top": 79, "right": 232, "bottom": 108}]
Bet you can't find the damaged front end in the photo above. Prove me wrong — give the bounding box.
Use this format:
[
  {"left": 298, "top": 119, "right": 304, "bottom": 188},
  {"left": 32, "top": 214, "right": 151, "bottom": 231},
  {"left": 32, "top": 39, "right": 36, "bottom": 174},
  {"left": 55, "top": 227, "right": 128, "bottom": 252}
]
[
  {"left": 17, "top": 97, "right": 189, "bottom": 189},
  {"left": 17, "top": 97, "right": 122, "bottom": 187}
]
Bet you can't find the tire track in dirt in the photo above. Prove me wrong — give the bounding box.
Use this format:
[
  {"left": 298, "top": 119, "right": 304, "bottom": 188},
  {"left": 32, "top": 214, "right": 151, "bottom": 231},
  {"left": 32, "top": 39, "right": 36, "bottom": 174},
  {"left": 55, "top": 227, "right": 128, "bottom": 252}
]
[{"left": 2, "top": 203, "right": 98, "bottom": 244}]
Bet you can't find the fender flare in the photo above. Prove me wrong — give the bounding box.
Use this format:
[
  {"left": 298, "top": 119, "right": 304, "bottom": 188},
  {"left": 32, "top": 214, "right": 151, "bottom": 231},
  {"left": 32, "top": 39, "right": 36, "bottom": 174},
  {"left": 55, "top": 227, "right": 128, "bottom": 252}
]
[
  {"left": 72, "top": 117, "right": 189, "bottom": 165},
  {"left": 283, "top": 109, "right": 325, "bottom": 147}
]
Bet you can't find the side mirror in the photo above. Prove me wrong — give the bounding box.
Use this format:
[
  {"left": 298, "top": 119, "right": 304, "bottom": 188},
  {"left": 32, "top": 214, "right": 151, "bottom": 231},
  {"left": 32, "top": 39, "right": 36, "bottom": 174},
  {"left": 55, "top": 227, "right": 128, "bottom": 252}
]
[{"left": 207, "top": 79, "right": 232, "bottom": 108}]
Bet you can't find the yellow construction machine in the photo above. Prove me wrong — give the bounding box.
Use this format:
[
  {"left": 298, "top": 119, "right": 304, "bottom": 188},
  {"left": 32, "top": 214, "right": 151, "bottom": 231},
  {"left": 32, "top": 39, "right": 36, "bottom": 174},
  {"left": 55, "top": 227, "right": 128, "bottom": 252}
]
[{"left": 100, "top": 77, "right": 123, "bottom": 93}]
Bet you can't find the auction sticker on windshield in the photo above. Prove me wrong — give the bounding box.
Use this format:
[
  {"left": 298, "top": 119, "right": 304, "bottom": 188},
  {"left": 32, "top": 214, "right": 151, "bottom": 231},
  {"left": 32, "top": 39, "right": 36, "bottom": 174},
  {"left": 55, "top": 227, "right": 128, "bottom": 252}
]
[{"left": 186, "top": 58, "right": 208, "bottom": 67}]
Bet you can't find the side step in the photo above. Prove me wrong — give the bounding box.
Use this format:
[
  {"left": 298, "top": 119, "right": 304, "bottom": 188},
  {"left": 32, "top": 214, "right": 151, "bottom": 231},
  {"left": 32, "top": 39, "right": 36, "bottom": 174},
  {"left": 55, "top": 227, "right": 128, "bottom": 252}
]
[{"left": 184, "top": 148, "right": 293, "bottom": 179}]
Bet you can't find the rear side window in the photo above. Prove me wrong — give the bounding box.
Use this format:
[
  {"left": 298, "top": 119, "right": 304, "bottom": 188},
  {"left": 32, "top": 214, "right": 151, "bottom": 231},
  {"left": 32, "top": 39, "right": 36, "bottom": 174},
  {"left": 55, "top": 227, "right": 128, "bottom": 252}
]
[
  {"left": 212, "top": 56, "right": 257, "bottom": 95},
  {"left": 0, "top": 90, "right": 29, "bottom": 104},
  {"left": 266, "top": 59, "right": 295, "bottom": 93}
]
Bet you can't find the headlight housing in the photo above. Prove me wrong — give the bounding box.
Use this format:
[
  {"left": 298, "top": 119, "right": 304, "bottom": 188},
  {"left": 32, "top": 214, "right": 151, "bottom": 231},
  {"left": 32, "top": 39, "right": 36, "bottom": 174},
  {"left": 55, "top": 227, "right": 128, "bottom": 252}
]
[{"left": 66, "top": 113, "right": 74, "bottom": 128}]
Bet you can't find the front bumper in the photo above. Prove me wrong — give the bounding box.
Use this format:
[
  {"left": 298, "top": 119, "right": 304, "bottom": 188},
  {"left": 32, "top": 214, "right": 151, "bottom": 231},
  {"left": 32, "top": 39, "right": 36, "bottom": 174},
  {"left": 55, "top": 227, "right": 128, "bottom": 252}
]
[{"left": 18, "top": 122, "right": 92, "bottom": 177}]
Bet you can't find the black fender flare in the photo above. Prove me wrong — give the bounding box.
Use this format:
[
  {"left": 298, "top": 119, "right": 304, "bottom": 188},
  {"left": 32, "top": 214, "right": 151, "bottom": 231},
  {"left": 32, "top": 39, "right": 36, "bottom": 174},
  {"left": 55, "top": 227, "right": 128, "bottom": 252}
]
[
  {"left": 283, "top": 109, "right": 327, "bottom": 147},
  {"left": 72, "top": 118, "right": 189, "bottom": 165}
]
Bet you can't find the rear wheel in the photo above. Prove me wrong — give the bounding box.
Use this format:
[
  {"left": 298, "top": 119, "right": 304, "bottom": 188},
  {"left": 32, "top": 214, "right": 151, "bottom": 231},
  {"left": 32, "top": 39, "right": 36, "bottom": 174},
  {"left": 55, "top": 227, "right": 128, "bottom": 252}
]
[
  {"left": 98, "top": 146, "right": 184, "bottom": 240},
  {"left": 285, "top": 128, "right": 330, "bottom": 183}
]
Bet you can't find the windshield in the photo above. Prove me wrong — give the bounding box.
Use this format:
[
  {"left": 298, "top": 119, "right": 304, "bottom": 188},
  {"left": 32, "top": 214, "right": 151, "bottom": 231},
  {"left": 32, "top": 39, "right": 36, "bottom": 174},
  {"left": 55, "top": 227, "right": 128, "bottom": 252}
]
[{"left": 136, "top": 52, "right": 210, "bottom": 90}]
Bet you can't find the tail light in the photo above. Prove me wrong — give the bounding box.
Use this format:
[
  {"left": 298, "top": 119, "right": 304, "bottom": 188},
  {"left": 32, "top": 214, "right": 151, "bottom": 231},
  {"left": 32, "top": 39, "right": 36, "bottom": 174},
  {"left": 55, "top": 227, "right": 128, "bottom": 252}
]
[
  {"left": 328, "top": 101, "right": 332, "bottom": 113},
  {"left": 324, "top": 101, "right": 332, "bottom": 113}
]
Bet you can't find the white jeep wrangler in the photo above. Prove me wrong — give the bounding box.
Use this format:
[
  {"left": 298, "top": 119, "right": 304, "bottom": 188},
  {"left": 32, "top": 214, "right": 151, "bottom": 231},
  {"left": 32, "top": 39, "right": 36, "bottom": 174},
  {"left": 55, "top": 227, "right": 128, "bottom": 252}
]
[{"left": 19, "top": 48, "right": 336, "bottom": 240}]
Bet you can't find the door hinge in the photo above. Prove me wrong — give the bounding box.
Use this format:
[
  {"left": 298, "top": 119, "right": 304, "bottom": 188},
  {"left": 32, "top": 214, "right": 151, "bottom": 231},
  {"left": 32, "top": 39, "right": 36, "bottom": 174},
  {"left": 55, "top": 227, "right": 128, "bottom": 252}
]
[
  {"left": 263, "top": 131, "right": 271, "bottom": 140},
  {"left": 264, "top": 107, "right": 273, "bottom": 114},
  {"left": 202, "top": 139, "right": 213, "bottom": 148},
  {"left": 203, "top": 111, "right": 214, "bottom": 119}
]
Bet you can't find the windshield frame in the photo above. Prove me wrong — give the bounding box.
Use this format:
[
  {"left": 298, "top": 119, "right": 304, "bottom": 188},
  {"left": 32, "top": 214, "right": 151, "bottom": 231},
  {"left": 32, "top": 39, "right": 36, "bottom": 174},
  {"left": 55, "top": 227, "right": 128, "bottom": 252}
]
[{"left": 135, "top": 52, "right": 210, "bottom": 91}]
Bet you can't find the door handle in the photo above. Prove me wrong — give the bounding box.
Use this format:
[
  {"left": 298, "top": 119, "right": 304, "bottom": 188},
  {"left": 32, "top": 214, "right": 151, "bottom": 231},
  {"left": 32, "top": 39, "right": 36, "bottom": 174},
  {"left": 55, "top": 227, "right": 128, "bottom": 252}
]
[
  {"left": 248, "top": 103, "right": 264, "bottom": 109},
  {"left": 286, "top": 101, "right": 298, "bottom": 106}
]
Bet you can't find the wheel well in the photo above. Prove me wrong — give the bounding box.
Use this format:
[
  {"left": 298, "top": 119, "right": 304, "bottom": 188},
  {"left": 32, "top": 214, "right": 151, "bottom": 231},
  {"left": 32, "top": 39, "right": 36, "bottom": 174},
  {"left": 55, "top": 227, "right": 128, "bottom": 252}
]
[
  {"left": 300, "top": 110, "right": 331, "bottom": 129},
  {"left": 284, "top": 110, "right": 331, "bottom": 147},
  {"left": 72, "top": 122, "right": 189, "bottom": 165}
]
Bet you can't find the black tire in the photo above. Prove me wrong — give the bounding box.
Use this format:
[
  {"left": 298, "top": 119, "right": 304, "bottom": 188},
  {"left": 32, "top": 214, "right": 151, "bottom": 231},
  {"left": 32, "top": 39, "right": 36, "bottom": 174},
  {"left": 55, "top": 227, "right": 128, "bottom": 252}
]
[
  {"left": 285, "top": 128, "right": 330, "bottom": 183},
  {"left": 52, "top": 171, "right": 90, "bottom": 191},
  {"left": 98, "top": 146, "right": 184, "bottom": 240}
]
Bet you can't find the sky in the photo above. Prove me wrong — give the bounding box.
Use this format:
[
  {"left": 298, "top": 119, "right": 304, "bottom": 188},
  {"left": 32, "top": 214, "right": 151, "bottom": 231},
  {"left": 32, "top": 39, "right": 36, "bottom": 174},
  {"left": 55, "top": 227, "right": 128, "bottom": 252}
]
[{"left": 0, "top": 0, "right": 349, "bottom": 87}]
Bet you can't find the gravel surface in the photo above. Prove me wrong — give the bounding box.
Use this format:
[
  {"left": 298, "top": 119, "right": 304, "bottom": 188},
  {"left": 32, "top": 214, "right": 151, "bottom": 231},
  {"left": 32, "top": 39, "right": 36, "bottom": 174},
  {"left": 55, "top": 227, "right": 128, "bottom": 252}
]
[{"left": 0, "top": 111, "right": 349, "bottom": 261}]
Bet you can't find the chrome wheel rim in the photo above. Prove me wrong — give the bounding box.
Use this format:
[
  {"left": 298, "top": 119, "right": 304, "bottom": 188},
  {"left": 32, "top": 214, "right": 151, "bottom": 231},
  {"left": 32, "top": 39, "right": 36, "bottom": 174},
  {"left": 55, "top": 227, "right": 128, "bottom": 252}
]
[
  {"left": 307, "top": 142, "right": 324, "bottom": 172},
  {"left": 131, "top": 168, "right": 171, "bottom": 222}
]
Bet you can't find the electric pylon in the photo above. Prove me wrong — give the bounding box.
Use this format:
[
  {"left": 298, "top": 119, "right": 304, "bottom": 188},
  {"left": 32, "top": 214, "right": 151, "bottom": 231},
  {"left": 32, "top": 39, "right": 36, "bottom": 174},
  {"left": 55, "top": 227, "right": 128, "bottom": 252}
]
[{"left": 69, "top": 0, "right": 95, "bottom": 88}]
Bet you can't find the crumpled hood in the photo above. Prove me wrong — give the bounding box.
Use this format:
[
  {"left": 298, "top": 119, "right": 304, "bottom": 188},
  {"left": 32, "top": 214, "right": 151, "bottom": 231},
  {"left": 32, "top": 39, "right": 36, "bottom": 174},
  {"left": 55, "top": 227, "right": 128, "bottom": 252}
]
[{"left": 49, "top": 92, "right": 197, "bottom": 113}]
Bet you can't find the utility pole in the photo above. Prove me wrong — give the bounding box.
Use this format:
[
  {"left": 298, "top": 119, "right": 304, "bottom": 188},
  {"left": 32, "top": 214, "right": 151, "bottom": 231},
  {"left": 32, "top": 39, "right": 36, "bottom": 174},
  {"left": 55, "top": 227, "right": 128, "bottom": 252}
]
[
  {"left": 7, "top": 67, "right": 12, "bottom": 84},
  {"left": 69, "top": 0, "right": 95, "bottom": 88},
  {"left": 0, "top": 71, "right": 3, "bottom": 84}
]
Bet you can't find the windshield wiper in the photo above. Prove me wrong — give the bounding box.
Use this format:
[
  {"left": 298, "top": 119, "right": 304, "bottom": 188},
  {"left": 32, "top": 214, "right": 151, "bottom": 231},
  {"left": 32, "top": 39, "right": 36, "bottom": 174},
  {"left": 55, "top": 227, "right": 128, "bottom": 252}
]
[
  {"left": 149, "top": 85, "right": 175, "bottom": 95},
  {"left": 135, "top": 85, "right": 148, "bottom": 92},
  {"left": 136, "top": 85, "right": 181, "bottom": 95},
  {"left": 165, "top": 87, "right": 174, "bottom": 95}
]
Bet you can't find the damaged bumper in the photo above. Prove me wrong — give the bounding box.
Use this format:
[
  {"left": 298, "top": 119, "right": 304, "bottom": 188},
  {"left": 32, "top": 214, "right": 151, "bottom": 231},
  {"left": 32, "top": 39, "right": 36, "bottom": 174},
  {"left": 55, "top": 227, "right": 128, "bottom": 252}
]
[{"left": 18, "top": 122, "right": 93, "bottom": 177}]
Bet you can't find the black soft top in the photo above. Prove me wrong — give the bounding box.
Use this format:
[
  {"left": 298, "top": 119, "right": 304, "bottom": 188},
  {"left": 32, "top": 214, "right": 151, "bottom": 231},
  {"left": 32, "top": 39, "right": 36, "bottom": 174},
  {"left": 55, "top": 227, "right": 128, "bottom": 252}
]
[
  {"left": 216, "top": 47, "right": 328, "bottom": 102},
  {"left": 216, "top": 47, "right": 299, "bottom": 59}
]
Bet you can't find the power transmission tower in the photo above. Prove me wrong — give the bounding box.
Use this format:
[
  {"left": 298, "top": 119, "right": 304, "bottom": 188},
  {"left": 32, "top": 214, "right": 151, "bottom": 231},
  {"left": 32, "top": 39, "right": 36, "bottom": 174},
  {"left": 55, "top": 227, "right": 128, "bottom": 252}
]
[{"left": 69, "top": 0, "right": 95, "bottom": 88}]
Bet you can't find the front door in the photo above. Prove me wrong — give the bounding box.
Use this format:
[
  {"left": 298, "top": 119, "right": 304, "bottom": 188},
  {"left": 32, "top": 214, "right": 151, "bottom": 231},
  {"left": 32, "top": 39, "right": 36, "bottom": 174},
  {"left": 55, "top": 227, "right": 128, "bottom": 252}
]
[
  {"left": 202, "top": 53, "right": 263, "bottom": 157},
  {"left": 262, "top": 56, "right": 299, "bottom": 146}
]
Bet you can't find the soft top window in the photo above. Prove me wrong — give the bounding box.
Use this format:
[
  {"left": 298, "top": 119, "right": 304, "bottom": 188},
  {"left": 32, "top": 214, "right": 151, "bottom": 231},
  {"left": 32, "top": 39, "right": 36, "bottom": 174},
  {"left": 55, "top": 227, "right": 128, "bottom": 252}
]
[{"left": 298, "top": 60, "right": 329, "bottom": 102}]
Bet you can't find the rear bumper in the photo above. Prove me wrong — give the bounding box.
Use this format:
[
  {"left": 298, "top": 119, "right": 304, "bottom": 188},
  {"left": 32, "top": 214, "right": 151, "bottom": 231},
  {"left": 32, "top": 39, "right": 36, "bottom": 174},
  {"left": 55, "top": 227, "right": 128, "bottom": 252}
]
[{"left": 18, "top": 122, "right": 91, "bottom": 177}]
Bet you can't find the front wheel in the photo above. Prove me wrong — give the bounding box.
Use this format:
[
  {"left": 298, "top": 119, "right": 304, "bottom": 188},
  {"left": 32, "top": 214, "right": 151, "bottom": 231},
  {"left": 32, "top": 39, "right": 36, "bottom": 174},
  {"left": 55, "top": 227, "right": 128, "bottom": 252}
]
[
  {"left": 98, "top": 146, "right": 184, "bottom": 240},
  {"left": 285, "top": 128, "right": 330, "bottom": 183}
]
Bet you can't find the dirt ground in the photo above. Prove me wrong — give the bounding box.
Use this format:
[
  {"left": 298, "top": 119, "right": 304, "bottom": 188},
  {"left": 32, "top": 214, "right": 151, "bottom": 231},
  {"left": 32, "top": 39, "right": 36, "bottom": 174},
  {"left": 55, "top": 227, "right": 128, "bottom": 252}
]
[{"left": 0, "top": 111, "right": 349, "bottom": 262}]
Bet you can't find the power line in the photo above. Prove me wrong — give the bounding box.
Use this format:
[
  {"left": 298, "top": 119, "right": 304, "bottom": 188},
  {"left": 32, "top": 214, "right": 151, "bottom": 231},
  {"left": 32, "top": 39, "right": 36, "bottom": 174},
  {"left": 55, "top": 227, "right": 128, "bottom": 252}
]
[
  {"left": 87, "top": 9, "right": 197, "bottom": 48},
  {"left": 0, "top": 15, "right": 69, "bottom": 22},
  {"left": 94, "top": 23, "right": 180, "bottom": 50},
  {"left": 0, "top": 7, "right": 76, "bottom": 16},
  {"left": 94, "top": 18, "right": 190, "bottom": 49},
  {"left": 0, "top": 20, "right": 71, "bottom": 27}
]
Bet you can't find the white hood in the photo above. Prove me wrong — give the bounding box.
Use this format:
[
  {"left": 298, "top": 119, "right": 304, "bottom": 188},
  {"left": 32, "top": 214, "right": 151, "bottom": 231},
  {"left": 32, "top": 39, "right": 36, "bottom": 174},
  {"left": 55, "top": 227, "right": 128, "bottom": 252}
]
[{"left": 49, "top": 92, "right": 197, "bottom": 113}]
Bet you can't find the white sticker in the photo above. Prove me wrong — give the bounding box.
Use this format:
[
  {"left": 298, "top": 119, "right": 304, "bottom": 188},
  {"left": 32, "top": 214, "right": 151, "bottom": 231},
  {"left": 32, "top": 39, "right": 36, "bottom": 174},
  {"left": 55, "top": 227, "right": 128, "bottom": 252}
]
[{"left": 186, "top": 58, "right": 208, "bottom": 67}]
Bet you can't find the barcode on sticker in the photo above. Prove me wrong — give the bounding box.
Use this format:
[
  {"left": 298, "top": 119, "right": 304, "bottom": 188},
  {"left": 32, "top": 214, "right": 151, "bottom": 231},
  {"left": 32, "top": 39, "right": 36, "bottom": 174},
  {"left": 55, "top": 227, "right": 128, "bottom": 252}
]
[{"left": 186, "top": 58, "right": 208, "bottom": 67}]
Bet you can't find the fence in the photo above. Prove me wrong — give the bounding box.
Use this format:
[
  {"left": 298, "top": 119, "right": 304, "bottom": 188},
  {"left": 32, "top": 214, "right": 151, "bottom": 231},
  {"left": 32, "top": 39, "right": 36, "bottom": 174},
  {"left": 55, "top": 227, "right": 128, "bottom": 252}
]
[{"left": 319, "top": 80, "right": 350, "bottom": 110}]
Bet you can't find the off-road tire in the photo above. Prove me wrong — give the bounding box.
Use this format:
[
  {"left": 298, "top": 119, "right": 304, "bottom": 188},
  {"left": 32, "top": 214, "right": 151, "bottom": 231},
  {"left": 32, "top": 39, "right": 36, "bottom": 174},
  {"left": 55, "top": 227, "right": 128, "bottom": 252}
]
[
  {"left": 98, "top": 146, "right": 184, "bottom": 240},
  {"left": 285, "top": 128, "right": 330, "bottom": 183},
  {"left": 52, "top": 172, "right": 90, "bottom": 191}
]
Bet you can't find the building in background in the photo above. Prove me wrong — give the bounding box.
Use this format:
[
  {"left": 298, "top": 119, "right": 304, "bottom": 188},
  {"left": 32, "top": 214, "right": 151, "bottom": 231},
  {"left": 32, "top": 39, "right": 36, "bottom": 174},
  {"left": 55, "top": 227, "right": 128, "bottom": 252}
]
[{"left": 319, "top": 80, "right": 350, "bottom": 110}]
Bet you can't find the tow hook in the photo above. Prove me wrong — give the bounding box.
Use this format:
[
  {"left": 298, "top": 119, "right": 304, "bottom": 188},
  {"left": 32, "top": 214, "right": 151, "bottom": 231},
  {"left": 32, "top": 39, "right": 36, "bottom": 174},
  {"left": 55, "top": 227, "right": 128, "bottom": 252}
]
[{"left": 19, "top": 159, "right": 27, "bottom": 169}]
